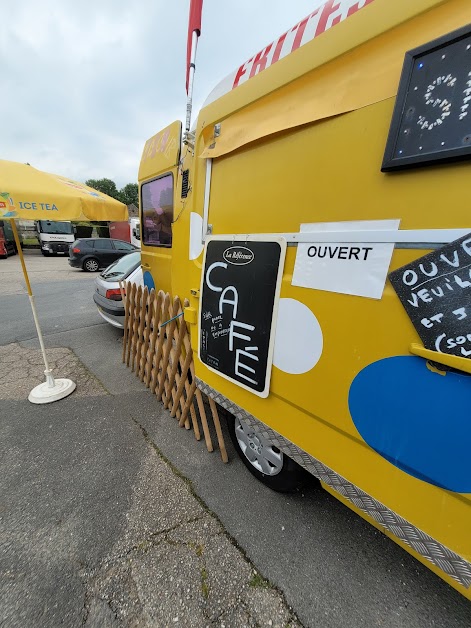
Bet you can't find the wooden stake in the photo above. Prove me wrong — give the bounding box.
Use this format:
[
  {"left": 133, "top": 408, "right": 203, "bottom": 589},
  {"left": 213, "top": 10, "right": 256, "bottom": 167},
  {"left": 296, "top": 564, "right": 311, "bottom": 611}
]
[
  {"left": 131, "top": 285, "right": 143, "bottom": 372},
  {"left": 135, "top": 286, "right": 148, "bottom": 377},
  {"left": 208, "top": 396, "right": 228, "bottom": 463},
  {"left": 139, "top": 288, "right": 153, "bottom": 381},
  {"left": 157, "top": 297, "right": 180, "bottom": 401},
  {"left": 150, "top": 292, "right": 170, "bottom": 394},
  {"left": 145, "top": 290, "right": 162, "bottom": 388}
]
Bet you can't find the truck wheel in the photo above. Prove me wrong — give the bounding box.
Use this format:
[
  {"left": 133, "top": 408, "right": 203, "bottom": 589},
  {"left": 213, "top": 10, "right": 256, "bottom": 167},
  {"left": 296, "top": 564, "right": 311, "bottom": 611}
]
[
  {"left": 41, "top": 250, "right": 49, "bottom": 257},
  {"left": 228, "top": 415, "right": 308, "bottom": 492},
  {"left": 83, "top": 257, "right": 99, "bottom": 272}
]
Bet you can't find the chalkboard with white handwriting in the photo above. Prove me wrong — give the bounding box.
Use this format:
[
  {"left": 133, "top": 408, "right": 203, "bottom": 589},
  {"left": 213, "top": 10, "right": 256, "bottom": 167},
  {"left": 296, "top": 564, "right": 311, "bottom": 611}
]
[
  {"left": 388, "top": 233, "right": 471, "bottom": 359},
  {"left": 199, "top": 239, "right": 285, "bottom": 397}
]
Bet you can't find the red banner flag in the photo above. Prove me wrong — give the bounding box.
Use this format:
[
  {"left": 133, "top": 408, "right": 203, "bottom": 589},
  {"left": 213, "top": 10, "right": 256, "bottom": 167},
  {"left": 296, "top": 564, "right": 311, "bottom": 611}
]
[{"left": 186, "top": 0, "right": 203, "bottom": 93}]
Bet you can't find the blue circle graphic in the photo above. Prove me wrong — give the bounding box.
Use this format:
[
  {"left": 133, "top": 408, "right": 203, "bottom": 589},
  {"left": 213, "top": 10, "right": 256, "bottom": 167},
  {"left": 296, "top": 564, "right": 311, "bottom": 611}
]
[
  {"left": 349, "top": 356, "right": 471, "bottom": 492},
  {"left": 143, "top": 270, "right": 155, "bottom": 291}
]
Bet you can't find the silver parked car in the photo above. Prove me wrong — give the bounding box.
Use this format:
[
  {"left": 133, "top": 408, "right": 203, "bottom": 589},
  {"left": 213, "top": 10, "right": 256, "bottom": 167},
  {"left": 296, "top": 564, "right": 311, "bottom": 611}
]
[{"left": 93, "top": 252, "right": 143, "bottom": 328}]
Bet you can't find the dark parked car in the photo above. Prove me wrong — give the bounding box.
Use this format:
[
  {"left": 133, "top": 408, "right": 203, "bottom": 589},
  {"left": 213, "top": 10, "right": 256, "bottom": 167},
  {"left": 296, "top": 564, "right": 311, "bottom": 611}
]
[{"left": 68, "top": 238, "right": 137, "bottom": 272}]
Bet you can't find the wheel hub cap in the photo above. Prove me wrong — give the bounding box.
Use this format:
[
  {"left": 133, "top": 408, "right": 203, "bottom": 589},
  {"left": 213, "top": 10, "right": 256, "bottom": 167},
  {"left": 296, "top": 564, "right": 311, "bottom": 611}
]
[
  {"left": 248, "top": 433, "right": 262, "bottom": 454},
  {"left": 235, "top": 417, "right": 284, "bottom": 476}
]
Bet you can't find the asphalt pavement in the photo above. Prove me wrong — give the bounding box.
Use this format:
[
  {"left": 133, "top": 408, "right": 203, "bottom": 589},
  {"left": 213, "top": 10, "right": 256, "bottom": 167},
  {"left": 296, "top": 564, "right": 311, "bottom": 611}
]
[{"left": 0, "top": 252, "right": 470, "bottom": 627}]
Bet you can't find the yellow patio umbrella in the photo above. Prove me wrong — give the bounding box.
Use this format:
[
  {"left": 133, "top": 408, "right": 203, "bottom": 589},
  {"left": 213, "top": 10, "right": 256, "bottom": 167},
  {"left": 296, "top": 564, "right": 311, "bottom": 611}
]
[{"left": 0, "top": 159, "right": 128, "bottom": 404}]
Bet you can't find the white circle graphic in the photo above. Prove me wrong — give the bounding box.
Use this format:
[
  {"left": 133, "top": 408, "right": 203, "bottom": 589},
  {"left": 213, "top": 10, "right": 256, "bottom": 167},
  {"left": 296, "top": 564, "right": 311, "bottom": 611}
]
[
  {"left": 189, "top": 212, "right": 204, "bottom": 260},
  {"left": 273, "top": 298, "right": 323, "bottom": 375}
]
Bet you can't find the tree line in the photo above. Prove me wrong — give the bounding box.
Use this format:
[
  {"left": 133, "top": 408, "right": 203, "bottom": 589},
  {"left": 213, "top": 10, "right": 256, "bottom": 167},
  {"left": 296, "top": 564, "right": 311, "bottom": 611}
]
[{"left": 85, "top": 178, "right": 138, "bottom": 207}]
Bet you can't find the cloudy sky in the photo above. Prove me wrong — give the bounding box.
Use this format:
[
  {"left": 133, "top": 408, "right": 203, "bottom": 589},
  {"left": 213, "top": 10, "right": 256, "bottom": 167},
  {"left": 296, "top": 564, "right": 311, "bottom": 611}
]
[{"left": 1, "top": 1, "right": 323, "bottom": 188}]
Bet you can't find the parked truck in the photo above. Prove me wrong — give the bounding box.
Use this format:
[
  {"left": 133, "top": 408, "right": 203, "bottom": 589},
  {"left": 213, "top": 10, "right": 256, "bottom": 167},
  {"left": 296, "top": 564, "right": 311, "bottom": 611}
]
[
  {"left": 35, "top": 220, "right": 75, "bottom": 256},
  {"left": 0, "top": 220, "right": 16, "bottom": 257},
  {"left": 109, "top": 218, "right": 140, "bottom": 248},
  {"left": 138, "top": 0, "right": 471, "bottom": 599}
]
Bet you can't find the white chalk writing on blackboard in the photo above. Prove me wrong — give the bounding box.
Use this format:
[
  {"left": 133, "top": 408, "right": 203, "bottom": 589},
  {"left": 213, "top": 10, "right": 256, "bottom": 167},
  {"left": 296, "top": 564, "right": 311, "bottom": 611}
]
[
  {"left": 201, "top": 329, "right": 208, "bottom": 352},
  {"left": 200, "top": 239, "right": 285, "bottom": 397},
  {"left": 397, "top": 238, "right": 471, "bottom": 307},
  {"left": 435, "top": 332, "right": 471, "bottom": 356},
  {"left": 389, "top": 233, "right": 471, "bottom": 360},
  {"left": 212, "top": 328, "right": 230, "bottom": 340},
  {"left": 205, "top": 261, "right": 259, "bottom": 385},
  {"left": 207, "top": 354, "right": 220, "bottom": 368}
]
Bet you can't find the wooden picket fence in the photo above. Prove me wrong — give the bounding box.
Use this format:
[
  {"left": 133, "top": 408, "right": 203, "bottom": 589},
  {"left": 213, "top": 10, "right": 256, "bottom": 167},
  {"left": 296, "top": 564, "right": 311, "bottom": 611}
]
[{"left": 121, "top": 281, "right": 228, "bottom": 462}]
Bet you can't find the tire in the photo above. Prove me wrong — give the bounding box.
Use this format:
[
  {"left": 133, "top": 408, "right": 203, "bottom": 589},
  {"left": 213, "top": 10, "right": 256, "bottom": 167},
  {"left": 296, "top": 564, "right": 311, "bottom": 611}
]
[
  {"left": 83, "top": 257, "right": 100, "bottom": 272},
  {"left": 41, "top": 249, "right": 49, "bottom": 256},
  {"left": 228, "top": 414, "right": 308, "bottom": 492}
]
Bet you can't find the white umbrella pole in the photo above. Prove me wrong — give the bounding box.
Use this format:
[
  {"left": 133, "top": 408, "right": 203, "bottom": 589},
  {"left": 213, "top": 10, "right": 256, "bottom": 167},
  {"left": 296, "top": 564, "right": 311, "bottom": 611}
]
[{"left": 10, "top": 219, "right": 76, "bottom": 403}]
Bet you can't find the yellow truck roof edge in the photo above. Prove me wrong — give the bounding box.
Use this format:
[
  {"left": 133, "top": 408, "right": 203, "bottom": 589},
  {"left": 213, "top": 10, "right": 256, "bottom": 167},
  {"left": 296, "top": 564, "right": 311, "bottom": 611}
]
[
  {"left": 198, "top": 0, "right": 469, "bottom": 159},
  {"left": 138, "top": 121, "right": 182, "bottom": 182},
  {"left": 199, "top": 0, "right": 449, "bottom": 127}
]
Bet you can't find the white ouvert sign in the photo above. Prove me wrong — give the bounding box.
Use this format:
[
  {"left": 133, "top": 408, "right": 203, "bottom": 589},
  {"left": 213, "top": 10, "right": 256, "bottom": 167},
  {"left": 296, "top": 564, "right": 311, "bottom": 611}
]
[{"left": 292, "top": 219, "right": 400, "bottom": 299}]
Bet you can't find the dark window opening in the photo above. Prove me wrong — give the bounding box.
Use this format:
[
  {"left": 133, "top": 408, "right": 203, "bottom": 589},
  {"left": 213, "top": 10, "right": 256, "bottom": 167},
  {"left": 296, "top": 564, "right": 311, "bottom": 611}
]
[
  {"left": 141, "top": 173, "right": 174, "bottom": 247},
  {"left": 181, "top": 169, "right": 190, "bottom": 198}
]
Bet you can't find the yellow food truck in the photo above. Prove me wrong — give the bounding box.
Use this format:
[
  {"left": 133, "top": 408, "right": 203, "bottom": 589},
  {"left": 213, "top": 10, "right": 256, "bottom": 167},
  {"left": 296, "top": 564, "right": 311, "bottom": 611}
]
[{"left": 138, "top": 0, "right": 471, "bottom": 599}]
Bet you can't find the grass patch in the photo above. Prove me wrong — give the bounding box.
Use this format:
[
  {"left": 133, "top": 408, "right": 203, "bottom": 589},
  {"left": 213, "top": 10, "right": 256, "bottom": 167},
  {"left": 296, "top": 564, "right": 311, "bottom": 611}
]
[
  {"left": 135, "top": 539, "right": 152, "bottom": 552},
  {"left": 249, "top": 571, "right": 270, "bottom": 589},
  {"left": 201, "top": 566, "right": 209, "bottom": 599}
]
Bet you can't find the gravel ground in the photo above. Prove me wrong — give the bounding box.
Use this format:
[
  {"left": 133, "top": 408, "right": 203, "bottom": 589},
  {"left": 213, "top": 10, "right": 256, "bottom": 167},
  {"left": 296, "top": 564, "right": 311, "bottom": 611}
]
[{"left": 0, "top": 343, "right": 301, "bottom": 627}]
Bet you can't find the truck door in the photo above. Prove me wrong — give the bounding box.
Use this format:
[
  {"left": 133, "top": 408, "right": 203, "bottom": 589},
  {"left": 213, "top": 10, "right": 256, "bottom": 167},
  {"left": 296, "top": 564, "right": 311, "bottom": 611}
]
[{"left": 139, "top": 122, "right": 182, "bottom": 295}]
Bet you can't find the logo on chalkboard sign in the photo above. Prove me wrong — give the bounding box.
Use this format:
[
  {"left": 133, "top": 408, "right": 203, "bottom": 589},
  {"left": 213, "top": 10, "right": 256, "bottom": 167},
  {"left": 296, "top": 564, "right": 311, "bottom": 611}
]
[{"left": 223, "top": 246, "right": 254, "bottom": 265}]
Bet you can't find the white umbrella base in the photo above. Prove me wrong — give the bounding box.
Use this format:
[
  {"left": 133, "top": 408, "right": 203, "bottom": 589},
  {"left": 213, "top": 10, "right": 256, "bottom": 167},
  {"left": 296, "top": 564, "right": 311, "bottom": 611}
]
[{"left": 28, "top": 378, "right": 76, "bottom": 404}]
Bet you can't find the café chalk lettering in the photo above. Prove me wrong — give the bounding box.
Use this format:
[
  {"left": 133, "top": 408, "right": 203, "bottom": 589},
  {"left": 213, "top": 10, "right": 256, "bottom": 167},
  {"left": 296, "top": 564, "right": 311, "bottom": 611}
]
[{"left": 199, "top": 239, "right": 285, "bottom": 397}]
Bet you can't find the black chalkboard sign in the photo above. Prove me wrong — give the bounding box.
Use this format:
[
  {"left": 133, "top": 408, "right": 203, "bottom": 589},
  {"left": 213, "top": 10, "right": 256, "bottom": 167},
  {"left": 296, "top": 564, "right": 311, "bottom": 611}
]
[
  {"left": 382, "top": 24, "right": 471, "bottom": 171},
  {"left": 199, "top": 238, "right": 286, "bottom": 397},
  {"left": 388, "top": 232, "right": 471, "bottom": 359}
]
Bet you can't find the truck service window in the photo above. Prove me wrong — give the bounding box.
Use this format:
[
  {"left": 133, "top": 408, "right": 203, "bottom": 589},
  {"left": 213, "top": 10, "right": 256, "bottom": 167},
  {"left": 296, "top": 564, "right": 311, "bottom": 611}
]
[{"left": 141, "top": 174, "right": 174, "bottom": 247}]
